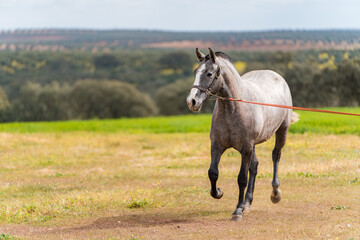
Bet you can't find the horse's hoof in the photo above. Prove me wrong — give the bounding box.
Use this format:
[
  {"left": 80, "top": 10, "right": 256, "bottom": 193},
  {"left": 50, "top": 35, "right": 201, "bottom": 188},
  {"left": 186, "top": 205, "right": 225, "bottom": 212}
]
[
  {"left": 210, "top": 188, "right": 223, "bottom": 199},
  {"left": 243, "top": 203, "right": 251, "bottom": 214},
  {"left": 231, "top": 208, "right": 243, "bottom": 221},
  {"left": 231, "top": 214, "right": 243, "bottom": 221},
  {"left": 271, "top": 189, "right": 282, "bottom": 204}
]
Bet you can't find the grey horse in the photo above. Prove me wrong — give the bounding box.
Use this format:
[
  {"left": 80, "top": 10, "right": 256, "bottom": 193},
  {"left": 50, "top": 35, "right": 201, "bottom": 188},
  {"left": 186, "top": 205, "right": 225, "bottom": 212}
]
[{"left": 186, "top": 48, "right": 299, "bottom": 220}]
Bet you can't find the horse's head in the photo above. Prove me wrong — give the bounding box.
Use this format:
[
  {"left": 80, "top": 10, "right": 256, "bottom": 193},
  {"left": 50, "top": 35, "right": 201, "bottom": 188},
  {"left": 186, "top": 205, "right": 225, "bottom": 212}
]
[{"left": 187, "top": 48, "right": 221, "bottom": 112}]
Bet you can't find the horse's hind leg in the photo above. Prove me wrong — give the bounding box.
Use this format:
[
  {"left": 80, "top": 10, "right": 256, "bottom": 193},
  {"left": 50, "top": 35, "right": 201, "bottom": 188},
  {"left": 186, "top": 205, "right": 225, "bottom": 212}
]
[
  {"left": 271, "top": 123, "right": 289, "bottom": 204},
  {"left": 243, "top": 146, "right": 258, "bottom": 213},
  {"left": 208, "top": 142, "right": 225, "bottom": 199}
]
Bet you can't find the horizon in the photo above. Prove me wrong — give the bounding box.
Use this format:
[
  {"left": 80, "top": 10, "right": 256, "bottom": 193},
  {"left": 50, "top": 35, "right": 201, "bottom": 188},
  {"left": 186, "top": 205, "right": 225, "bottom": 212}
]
[
  {"left": 2, "top": 27, "right": 360, "bottom": 33},
  {"left": 0, "top": 0, "right": 359, "bottom": 32}
]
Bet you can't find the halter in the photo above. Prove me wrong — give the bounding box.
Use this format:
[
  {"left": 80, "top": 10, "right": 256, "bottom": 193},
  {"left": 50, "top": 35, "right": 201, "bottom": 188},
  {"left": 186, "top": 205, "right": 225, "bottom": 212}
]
[{"left": 191, "top": 66, "right": 221, "bottom": 97}]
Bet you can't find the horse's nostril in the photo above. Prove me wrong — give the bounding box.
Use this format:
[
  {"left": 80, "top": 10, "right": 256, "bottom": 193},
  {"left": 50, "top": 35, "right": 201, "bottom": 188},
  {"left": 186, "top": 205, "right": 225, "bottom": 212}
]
[{"left": 192, "top": 99, "right": 196, "bottom": 107}]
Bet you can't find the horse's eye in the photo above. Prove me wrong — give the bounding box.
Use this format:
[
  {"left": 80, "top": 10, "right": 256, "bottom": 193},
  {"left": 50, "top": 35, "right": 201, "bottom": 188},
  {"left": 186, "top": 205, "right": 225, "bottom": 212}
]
[{"left": 207, "top": 72, "right": 213, "bottom": 77}]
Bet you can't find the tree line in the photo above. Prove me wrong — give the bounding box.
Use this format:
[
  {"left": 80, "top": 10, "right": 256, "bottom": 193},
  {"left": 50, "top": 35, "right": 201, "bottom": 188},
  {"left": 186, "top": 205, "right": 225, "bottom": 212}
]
[
  {"left": 0, "top": 80, "right": 157, "bottom": 122},
  {"left": 2, "top": 29, "right": 360, "bottom": 49},
  {"left": 0, "top": 49, "right": 360, "bottom": 121}
]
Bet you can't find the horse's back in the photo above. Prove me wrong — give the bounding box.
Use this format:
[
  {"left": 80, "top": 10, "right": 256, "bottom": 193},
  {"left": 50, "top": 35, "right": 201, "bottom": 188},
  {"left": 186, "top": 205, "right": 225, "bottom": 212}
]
[
  {"left": 241, "top": 70, "right": 293, "bottom": 144},
  {"left": 242, "top": 70, "right": 291, "bottom": 102}
]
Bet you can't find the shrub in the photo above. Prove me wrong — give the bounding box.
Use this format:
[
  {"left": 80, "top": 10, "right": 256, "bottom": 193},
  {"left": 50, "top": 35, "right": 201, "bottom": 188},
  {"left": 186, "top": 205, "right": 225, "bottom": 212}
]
[
  {"left": 70, "top": 79, "right": 158, "bottom": 119},
  {"left": 10, "top": 82, "right": 71, "bottom": 121}
]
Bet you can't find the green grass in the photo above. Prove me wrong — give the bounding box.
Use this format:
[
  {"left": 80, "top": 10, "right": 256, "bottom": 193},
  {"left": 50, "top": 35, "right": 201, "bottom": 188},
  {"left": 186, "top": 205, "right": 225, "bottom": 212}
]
[
  {"left": 289, "top": 107, "right": 360, "bottom": 135},
  {"left": 0, "top": 107, "right": 359, "bottom": 134},
  {"left": 0, "top": 115, "right": 211, "bottom": 134},
  {"left": 330, "top": 205, "right": 348, "bottom": 210},
  {"left": 126, "top": 198, "right": 151, "bottom": 209},
  {"left": 0, "top": 234, "right": 20, "bottom": 240}
]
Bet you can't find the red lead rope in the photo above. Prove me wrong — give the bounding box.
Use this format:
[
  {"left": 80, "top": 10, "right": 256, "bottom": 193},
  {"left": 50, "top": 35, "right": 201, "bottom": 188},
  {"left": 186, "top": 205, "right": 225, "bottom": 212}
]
[
  {"left": 193, "top": 85, "right": 360, "bottom": 117},
  {"left": 219, "top": 97, "right": 360, "bottom": 117}
]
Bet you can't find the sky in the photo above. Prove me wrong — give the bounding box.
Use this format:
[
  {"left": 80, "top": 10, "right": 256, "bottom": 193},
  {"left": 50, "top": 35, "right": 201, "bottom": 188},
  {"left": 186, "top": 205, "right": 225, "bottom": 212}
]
[{"left": 0, "top": 0, "right": 359, "bottom": 31}]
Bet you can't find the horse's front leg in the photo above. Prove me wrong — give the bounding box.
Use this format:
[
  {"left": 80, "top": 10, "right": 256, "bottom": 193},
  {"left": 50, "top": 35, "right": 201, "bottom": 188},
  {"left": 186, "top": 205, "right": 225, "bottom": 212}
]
[
  {"left": 208, "top": 142, "right": 225, "bottom": 199},
  {"left": 232, "top": 144, "right": 253, "bottom": 221},
  {"left": 243, "top": 146, "right": 258, "bottom": 213}
]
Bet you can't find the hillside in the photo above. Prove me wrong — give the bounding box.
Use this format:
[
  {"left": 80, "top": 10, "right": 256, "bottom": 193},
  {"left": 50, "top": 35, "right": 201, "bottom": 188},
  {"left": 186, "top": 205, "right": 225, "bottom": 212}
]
[
  {"left": 1, "top": 29, "right": 360, "bottom": 122},
  {"left": 1, "top": 29, "right": 360, "bottom": 51}
]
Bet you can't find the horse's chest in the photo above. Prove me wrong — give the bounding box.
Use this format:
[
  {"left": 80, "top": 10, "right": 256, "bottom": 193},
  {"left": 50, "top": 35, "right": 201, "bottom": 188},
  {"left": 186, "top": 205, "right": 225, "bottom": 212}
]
[{"left": 210, "top": 116, "right": 247, "bottom": 150}]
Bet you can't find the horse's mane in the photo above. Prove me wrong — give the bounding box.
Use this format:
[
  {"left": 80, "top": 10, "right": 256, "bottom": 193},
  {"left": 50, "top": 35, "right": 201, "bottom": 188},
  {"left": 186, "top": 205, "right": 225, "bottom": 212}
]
[
  {"left": 204, "top": 51, "right": 233, "bottom": 63},
  {"left": 215, "top": 52, "right": 234, "bottom": 63}
]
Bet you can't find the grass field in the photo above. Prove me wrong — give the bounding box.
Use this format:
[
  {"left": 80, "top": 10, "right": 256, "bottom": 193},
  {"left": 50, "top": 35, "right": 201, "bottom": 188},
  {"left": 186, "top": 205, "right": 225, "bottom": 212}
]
[
  {"left": 0, "top": 107, "right": 359, "bottom": 135},
  {"left": 0, "top": 110, "right": 359, "bottom": 239}
]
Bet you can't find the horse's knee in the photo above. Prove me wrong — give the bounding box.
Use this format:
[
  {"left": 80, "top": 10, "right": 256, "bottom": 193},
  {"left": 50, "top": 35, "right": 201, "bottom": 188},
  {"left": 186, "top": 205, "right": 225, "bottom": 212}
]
[
  {"left": 208, "top": 168, "right": 218, "bottom": 182},
  {"left": 272, "top": 148, "right": 282, "bottom": 162},
  {"left": 249, "top": 160, "right": 258, "bottom": 175},
  {"left": 237, "top": 174, "right": 248, "bottom": 189}
]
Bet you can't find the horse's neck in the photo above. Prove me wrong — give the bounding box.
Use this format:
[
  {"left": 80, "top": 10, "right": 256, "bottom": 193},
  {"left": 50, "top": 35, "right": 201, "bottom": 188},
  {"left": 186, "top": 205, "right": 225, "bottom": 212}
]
[{"left": 218, "top": 60, "right": 245, "bottom": 99}]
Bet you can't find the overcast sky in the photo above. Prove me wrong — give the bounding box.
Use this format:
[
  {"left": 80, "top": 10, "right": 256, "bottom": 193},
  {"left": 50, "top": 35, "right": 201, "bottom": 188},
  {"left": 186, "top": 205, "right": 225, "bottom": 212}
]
[{"left": 0, "top": 0, "right": 359, "bottom": 31}]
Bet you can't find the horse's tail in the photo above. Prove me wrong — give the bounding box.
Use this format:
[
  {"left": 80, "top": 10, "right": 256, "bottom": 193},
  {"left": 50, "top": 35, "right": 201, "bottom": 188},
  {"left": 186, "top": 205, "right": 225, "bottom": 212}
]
[{"left": 291, "top": 112, "right": 300, "bottom": 124}]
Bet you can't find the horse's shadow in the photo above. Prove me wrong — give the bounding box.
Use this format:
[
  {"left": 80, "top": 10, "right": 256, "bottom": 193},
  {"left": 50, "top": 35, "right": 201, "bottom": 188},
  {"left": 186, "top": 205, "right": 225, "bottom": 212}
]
[
  {"left": 50, "top": 210, "right": 228, "bottom": 234},
  {"left": 83, "top": 212, "right": 193, "bottom": 229}
]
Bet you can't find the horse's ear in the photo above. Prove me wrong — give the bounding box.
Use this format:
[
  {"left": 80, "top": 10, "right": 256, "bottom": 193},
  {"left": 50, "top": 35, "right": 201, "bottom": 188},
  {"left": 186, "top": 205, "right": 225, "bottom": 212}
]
[
  {"left": 195, "top": 48, "right": 205, "bottom": 61},
  {"left": 209, "top": 48, "right": 217, "bottom": 63}
]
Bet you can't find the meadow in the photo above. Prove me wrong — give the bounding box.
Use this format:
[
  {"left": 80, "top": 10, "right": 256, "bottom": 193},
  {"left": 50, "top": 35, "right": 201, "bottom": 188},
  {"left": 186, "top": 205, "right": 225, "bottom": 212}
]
[
  {"left": 0, "top": 107, "right": 359, "bottom": 135},
  {"left": 0, "top": 109, "right": 359, "bottom": 239}
]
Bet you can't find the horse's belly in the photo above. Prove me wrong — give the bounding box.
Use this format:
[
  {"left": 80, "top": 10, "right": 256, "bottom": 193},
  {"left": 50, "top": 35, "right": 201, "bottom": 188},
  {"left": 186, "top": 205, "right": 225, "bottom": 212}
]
[
  {"left": 254, "top": 126, "right": 278, "bottom": 144},
  {"left": 254, "top": 109, "right": 289, "bottom": 144},
  {"left": 210, "top": 101, "right": 290, "bottom": 149}
]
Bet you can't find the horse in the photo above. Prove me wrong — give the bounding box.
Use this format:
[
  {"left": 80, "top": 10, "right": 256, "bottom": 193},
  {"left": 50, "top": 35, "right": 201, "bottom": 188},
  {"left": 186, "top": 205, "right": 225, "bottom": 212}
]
[{"left": 186, "top": 48, "right": 299, "bottom": 221}]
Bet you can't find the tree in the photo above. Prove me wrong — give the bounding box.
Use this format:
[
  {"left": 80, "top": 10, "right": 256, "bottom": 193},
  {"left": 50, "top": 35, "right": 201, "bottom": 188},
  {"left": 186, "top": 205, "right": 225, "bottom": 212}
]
[
  {"left": 335, "top": 59, "right": 360, "bottom": 106},
  {"left": 285, "top": 62, "right": 319, "bottom": 107},
  {"left": 70, "top": 79, "right": 158, "bottom": 119},
  {"left": 309, "top": 59, "right": 360, "bottom": 107},
  {"left": 0, "top": 86, "right": 10, "bottom": 122},
  {"left": 94, "top": 54, "right": 120, "bottom": 69},
  {"left": 0, "top": 87, "right": 9, "bottom": 111},
  {"left": 158, "top": 51, "right": 193, "bottom": 73},
  {"left": 37, "top": 82, "right": 72, "bottom": 121},
  {"left": 10, "top": 82, "right": 43, "bottom": 121},
  {"left": 9, "top": 81, "right": 71, "bottom": 121}
]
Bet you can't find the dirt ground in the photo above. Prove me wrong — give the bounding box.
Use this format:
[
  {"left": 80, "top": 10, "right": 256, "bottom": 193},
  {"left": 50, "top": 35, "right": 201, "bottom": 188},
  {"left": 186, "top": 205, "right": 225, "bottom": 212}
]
[
  {"left": 2, "top": 176, "right": 359, "bottom": 240},
  {"left": 0, "top": 133, "right": 359, "bottom": 239}
]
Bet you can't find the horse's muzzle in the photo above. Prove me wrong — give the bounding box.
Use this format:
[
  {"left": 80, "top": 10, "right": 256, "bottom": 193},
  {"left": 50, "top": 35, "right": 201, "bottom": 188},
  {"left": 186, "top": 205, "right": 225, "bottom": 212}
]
[{"left": 187, "top": 96, "right": 203, "bottom": 112}]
